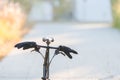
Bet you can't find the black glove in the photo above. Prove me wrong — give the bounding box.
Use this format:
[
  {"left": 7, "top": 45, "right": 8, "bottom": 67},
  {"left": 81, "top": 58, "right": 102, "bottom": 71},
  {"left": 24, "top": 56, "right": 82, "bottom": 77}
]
[
  {"left": 15, "top": 42, "right": 37, "bottom": 50},
  {"left": 58, "top": 45, "right": 78, "bottom": 59}
]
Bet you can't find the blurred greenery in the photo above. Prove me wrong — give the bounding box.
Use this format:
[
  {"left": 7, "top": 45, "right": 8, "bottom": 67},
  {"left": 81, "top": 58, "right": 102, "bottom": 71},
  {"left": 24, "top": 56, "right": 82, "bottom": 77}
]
[
  {"left": 111, "top": 0, "right": 120, "bottom": 29},
  {"left": 53, "top": 0, "right": 73, "bottom": 21},
  {"left": 11, "top": 0, "right": 32, "bottom": 13},
  {"left": 12, "top": 0, "right": 73, "bottom": 21}
]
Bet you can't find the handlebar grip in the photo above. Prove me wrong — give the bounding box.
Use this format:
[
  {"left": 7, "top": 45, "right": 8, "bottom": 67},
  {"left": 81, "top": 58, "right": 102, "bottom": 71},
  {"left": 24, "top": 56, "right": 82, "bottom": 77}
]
[
  {"left": 58, "top": 45, "right": 78, "bottom": 59},
  {"left": 15, "top": 42, "right": 37, "bottom": 50}
]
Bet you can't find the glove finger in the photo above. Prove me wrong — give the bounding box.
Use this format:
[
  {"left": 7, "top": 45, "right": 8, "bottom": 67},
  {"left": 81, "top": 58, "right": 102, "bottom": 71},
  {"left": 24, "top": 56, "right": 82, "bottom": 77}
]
[
  {"left": 63, "top": 51, "right": 72, "bottom": 59},
  {"left": 23, "top": 45, "right": 30, "bottom": 50},
  {"left": 70, "top": 49, "right": 78, "bottom": 54},
  {"left": 15, "top": 43, "right": 24, "bottom": 49}
]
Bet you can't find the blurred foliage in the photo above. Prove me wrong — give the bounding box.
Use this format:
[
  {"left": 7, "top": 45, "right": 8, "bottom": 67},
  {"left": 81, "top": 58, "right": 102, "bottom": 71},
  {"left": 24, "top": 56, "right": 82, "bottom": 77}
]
[
  {"left": 53, "top": 0, "right": 73, "bottom": 21},
  {"left": 12, "top": 0, "right": 73, "bottom": 21},
  {"left": 112, "top": 0, "right": 120, "bottom": 29},
  {"left": 11, "top": 0, "right": 32, "bottom": 13},
  {"left": 0, "top": 1, "right": 26, "bottom": 60}
]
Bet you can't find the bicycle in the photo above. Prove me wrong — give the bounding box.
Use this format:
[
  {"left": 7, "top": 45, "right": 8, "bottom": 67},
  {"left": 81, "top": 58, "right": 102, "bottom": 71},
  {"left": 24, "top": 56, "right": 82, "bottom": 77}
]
[{"left": 15, "top": 37, "right": 78, "bottom": 80}]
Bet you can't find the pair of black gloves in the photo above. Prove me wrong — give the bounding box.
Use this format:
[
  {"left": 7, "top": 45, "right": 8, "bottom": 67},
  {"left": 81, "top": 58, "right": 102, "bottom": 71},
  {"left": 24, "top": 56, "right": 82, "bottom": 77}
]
[{"left": 15, "top": 42, "right": 78, "bottom": 59}]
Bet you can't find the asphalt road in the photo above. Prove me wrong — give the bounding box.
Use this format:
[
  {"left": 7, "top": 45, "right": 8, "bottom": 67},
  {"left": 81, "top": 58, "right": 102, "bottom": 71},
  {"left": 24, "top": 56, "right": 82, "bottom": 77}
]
[{"left": 0, "top": 23, "right": 120, "bottom": 80}]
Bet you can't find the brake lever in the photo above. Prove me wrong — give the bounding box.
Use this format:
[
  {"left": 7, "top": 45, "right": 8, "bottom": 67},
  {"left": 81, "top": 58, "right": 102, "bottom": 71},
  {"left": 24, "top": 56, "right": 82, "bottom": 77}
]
[
  {"left": 31, "top": 47, "right": 45, "bottom": 59},
  {"left": 59, "top": 52, "right": 65, "bottom": 56},
  {"left": 31, "top": 49, "right": 40, "bottom": 53},
  {"left": 49, "top": 50, "right": 65, "bottom": 65},
  {"left": 54, "top": 50, "right": 65, "bottom": 56}
]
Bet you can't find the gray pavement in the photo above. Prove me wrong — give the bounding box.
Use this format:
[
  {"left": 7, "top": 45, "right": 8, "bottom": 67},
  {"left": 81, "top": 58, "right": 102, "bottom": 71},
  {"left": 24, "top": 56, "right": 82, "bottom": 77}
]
[{"left": 0, "top": 23, "right": 120, "bottom": 80}]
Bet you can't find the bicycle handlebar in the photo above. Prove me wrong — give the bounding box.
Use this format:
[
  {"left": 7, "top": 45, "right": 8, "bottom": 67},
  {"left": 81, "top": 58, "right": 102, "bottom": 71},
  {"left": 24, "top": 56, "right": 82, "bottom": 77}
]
[
  {"left": 14, "top": 38, "right": 78, "bottom": 80},
  {"left": 15, "top": 41, "right": 78, "bottom": 59},
  {"left": 37, "top": 45, "right": 58, "bottom": 49}
]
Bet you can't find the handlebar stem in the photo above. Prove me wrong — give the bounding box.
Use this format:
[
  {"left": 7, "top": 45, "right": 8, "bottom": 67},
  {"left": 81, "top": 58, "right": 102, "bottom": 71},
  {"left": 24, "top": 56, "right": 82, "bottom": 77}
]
[
  {"left": 42, "top": 40, "right": 50, "bottom": 80},
  {"left": 37, "top": 45, "right": 58, "bottom": 50}
]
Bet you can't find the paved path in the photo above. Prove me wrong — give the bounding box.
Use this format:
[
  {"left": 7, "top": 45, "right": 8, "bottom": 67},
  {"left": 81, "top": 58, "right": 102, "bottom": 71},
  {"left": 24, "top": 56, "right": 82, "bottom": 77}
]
[{"left": 0, "top": 23, "right": 120, "bottom": 80}]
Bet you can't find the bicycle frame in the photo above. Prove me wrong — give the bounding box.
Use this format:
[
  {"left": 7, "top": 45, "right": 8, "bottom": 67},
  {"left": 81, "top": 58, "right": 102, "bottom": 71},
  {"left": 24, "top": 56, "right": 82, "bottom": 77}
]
[
  {"left": 42, "top": 42, "right": 50, "bottom": 80},
  {"left": 15, "top": 37, "right": 78, "bottom": 80},
  {"left": 41, "top": 38, "right": 56, "bottom": 80}
]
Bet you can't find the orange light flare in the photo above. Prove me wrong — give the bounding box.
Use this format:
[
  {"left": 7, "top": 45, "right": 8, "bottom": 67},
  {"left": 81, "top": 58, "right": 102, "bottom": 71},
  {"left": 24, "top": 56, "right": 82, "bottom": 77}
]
[{"left": 0, "top": 1, "right": 26, "bottom": 60}]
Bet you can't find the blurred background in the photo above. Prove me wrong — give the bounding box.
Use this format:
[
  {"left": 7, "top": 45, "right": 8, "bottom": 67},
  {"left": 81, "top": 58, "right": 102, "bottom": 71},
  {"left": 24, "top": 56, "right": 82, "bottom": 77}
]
[
  {"left": 0, "top": 0, "right": 120, "bottom": 66},
  {"left": 0, "top": 0, "right": 119, "bottom": 64}
]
